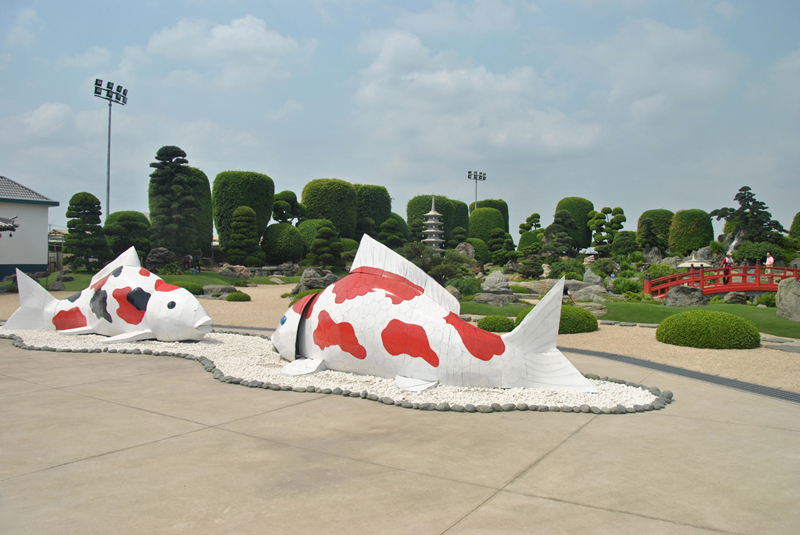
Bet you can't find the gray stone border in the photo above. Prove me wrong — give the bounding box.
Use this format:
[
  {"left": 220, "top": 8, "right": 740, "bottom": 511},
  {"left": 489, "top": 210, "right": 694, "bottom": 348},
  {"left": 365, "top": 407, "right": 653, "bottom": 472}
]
[{"left": 0, "top": 331, "right": 674, "bottom": 415}]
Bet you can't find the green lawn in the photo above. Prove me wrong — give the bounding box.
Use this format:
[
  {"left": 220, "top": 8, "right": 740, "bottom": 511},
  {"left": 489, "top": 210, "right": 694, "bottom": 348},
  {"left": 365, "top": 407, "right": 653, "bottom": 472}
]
[{"left": 460, "top": 300, "right": 535, "bottom": 318}]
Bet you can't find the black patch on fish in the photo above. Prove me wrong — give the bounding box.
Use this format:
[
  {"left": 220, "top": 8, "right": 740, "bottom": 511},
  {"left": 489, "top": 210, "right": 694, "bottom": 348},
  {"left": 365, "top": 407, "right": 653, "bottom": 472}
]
[
  {"left": 66, "top": 291, "right": 83, "bottom": 303},
  {"left": 111, "top": 266, "right": 124, "bottom": 277},
  {"left": 90, "top": 289, "right": 112, "bottom": 323},
  {"left": 127, "top": 287, "right": 151, "bottom": 311}
]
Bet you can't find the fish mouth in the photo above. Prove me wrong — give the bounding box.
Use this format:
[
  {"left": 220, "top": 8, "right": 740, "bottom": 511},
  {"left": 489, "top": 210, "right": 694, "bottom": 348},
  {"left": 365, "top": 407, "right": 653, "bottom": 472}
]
[{"left": 194, "top": 316, "right": 214, "bottom": 333}]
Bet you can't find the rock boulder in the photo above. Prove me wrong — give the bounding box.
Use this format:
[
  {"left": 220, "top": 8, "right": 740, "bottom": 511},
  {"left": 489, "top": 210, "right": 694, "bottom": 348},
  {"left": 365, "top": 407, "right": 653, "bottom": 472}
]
[
  {"left": 48, "top": 281, "right": 66, "bottom": 291},
  {"left": 643, "top": 246, "right": 662, "bottom": 265},
  {"left": 572, "top": 285, "right": 611, "bottom": 303},
  {"left": 145, "top": 247, "right": 177, "bottom": 272},
  {"left": 291, "top": 268, "right": 340, "bottom": 294},
  {"left": 481, "top": 271, "right": 512, "bottom": 295},
  {"left": 583, "top": 268, "right": 603, "bottom": 286},
  {"left": 473, "top": 293, "right": 519, "bottom": 306},
  {"left": 723, "top": 291, "right": 748, "bottom": 305},
  {"left": 219, "top": 264, "right": 252, "bottom": 279},
  {"left": 203, "top": 285, "right": 237, "bottom": 295},
  {"left": 664, "top": 286, "right": 707, "bottom": 307},
  {"left": 455, "top": 242, "right": 475, "bottom": 260},
  {"left": 776, "top": 278, "right": 800, "bottom": 322},
  {"left": 446, "top": 285, "right": 462, "bottom": 301}
]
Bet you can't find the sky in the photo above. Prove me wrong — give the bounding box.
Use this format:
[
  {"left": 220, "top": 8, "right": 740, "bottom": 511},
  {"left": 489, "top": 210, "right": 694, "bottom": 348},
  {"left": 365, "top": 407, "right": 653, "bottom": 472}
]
[{"left": 1, "top": 0, "right": 798, "bottom": 241}]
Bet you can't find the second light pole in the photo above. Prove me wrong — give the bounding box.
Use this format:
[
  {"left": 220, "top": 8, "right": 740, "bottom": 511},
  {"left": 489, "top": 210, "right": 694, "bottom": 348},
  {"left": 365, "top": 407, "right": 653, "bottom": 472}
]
[
  {"left": 467, "top": 171, "right": 486, "bottom": 213},
  {"left": 93, "top": 79, "right": 129, "bottom": 217}
]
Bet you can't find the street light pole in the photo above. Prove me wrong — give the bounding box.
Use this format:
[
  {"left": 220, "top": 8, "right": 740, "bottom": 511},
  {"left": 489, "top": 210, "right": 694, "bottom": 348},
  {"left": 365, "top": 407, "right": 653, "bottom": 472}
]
[
  {"left": 93, "top": 79, "right": 128, "bottom": 217},
  {"left": 467, "top": 171, "right": 486, "bottom": 213}
]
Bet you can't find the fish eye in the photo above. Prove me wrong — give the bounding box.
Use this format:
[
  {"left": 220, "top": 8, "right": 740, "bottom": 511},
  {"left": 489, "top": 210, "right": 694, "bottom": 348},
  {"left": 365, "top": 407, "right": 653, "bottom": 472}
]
[
  {"left": 167, "top": 301, "right": 176, "bottom": 309},
  {"left": 280, "top": 315, "right": 287, "bottom": 325}
]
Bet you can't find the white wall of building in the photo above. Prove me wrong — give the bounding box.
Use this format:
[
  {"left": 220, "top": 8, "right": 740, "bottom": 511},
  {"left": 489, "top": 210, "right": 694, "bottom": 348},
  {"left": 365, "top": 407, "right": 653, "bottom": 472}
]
[{"left": 0, "top": 201, "right": 50, "bottom": 268}]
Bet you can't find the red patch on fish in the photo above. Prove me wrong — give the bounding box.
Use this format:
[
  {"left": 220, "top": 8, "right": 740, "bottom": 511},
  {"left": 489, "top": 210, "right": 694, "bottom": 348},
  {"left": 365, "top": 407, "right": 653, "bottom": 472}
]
[
  {"left": 53, "top": 308, "right": 87, "bottom": 330},
  {"left": 90, "top": 275, "right": 110, "bottom": 292},
  {"left": 381, "top": 319, "right": 439, "bottom": 367},
  {"left": 444, "top": 312, "right": 504, "bottom": 361},
  {"left": 139, "top": 268, "right": 150, "bottom": 277},
  {"left": 292, "top": 291, "right": 321, "bottom": 319},
  {"left": 331, "top": 267, "right": 423, "bottom": 305},
  {"left": 314, "top": 310, "right": 366, "bottom": 359},
  {"left": 112, "top": 287, "right": 146, "bottom": 325},
  {"left": 154, "top": 279, "right": 180, "bottom": 292}
]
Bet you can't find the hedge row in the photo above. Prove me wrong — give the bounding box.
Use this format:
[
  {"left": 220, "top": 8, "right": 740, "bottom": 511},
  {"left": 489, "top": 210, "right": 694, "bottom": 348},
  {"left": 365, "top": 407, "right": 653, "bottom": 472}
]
[{"left": 302, "top": 179, "right": 357, "bottom": 239}]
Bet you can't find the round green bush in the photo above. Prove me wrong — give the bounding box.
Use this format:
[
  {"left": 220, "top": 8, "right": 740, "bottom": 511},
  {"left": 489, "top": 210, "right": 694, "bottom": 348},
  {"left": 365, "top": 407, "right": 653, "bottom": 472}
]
[
  {"left": 656, "top": 310, "right": 760, "bottom": 349},
  {"left": 518, "top": 230, "right": 543, "bottom": 252},
  {"left": 465, "top": 238, "right": 491, "bottom": 263},
  {"left": 516, "top": 306, "right": 534, "bottom": 327},
  {"left": 477, "top": 315, "right": 515, "bottom": 333},
  {"left": 355, "top": 184, "right": 391, "bottom": 233},
  {"left": 669, "top": 209, "right": 713, "bottom": 255},
  {"left": 225, "top": 291, "right": 252, "bottom": 302},
  {"left": 262, "top": 223, "right": 304, "bottom": 264},
  {"left": 302, "top": 179, "right": 358, "bottom": 239},
  {"left": 212, "top": 171, "right": 274, "bottom": 252},
  {"left": 515, "top": 305, "right": 598, "bottom": 334},
  {"left": 555, "top": 197, "right": 594, "bottom": 249},
  {"left": 469, "top": 207, "right": 505, "bottom": 245},
  {"left": 340, "top": 238, "right": 359, "bottom": 252},
  {"left": 612, "top": 277, "right": 644, "bottom": 294},
  {"left": 407, "top": 195, "right": 454, "bottom": 244},
  {"left": 104, "top": 210, "right": 151, "bottom": 258},
  {"left": 297, "top": 219, "right": 336, "bottom": 252},
  {"left": 469, "top": 199, "right": 509, "bottom": 233},
  {"left": 638, "top": 209, "right": 674, "bottom": 250},
  {"left": 174, "top": 281, "right": 203, "bottom": 295}
]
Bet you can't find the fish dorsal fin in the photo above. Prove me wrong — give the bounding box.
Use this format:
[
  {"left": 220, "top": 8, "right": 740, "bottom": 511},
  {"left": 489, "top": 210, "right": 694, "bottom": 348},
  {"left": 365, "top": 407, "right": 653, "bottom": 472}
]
[
  {"left": 351, "top": 235, "right": 460, "bottom": 314},
  {"left": 90, "top": 247, "right": 141, "bottom": 287}
]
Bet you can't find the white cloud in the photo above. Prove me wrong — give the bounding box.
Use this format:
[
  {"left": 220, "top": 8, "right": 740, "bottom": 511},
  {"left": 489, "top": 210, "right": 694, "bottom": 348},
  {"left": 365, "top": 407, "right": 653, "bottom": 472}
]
[
  {"left": 56, "top": 46, "right": 112, "bottom": 69},
  {"left": 4, "top": 8, "right": 40, "bottom": 47},
  {"left": 267, "top": 100, "right": 303, "bottom": 122},
  {"left": 0, "top": 102, "right": 73, "bottom": 141},
  {"left": 353, "top": 30, "right": 600, "bottom": 161},
  {"left": 713, "top": 2, "right": 737, "bottom": 19},
  {"left": 147, "top": 15, "right": 316, "bottom": 90},
  {"left": 767, "top": 49, "right": 800, "bottom": 113},
  {"left": 395, "top": 0, "right": 516, "bottom": 34}
]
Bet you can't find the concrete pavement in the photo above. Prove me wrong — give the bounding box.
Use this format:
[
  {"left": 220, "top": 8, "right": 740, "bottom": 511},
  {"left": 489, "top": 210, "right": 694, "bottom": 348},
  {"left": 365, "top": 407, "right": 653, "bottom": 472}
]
[{"left": 1, "top": 338, "right": 799, "bottom": 534}]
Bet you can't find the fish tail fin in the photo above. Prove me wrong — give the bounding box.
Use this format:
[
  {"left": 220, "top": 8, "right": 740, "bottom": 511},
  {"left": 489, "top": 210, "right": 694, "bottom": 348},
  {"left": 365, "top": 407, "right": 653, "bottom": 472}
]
[
  {"left": 3, "top": 270, "right": 58, "bottom": 330},
  {"left": 501, "top": 278, "right": 596, "bottom": 392}
]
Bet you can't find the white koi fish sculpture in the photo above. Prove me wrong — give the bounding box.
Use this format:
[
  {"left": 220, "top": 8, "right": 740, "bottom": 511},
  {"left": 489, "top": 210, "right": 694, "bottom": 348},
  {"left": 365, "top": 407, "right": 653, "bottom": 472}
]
[
  {"left": 272, "top": 235, "right": 596, "bottom": 393},
  {"left": 4, "top": 247, "right": 213, "bottom": 343}
]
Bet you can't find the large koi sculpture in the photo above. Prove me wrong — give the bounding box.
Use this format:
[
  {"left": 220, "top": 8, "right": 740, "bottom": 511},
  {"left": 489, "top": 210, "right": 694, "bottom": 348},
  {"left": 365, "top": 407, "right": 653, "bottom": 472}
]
[
  {"left": 4, "top": 247, "right": 213, "bottom": 343},
  {"left": 272, "top": 235, "right": 595, "bottom": 392}
]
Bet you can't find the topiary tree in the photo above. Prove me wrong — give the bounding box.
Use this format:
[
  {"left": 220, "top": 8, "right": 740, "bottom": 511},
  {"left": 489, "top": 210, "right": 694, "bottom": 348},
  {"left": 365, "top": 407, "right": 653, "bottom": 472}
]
[
  {"left": 466, "top": 237, "right": 491, "bottom": 263},
  {"left": 519, "top": 213, "right": 541, "bottom": 234},
  {"left": 637, "top": 218, "right": 658, "bottom": 249},
  {"left": 469, "top": 207, "right": 505, "bottom": 245},
  {"left": 212, "top": 170, "right": 274, "bottom": 253},
  {"left": 488, "top": 228, "right": 515, "bottom": 264},
  {"left": 610, "top": 230, "right": 638, "bottom": 256},
  {"left": 469, "top": 199, "right": 509, "bottom": 233},
  {"left": 791, "top": 212, "right": 800, "bottom": 240},
  {"left": 637, "top": 209, "right": 673, "bottom": 250},
  {"left": 354, "top": 184, "right": 391, "bottom": 235},
  {"left": 542, "top": 209, "right": 578, "bottom": 257},
  {"left": 302, "top": 178, "right": 358, "bottom": 239},
  {"left": 669, "top": 209, "right": 713, "bottom": 255},
  {"left": 355, "top": 217, "right": 378, "bottom": 242},
  {"left": 555, "top": 197, "right": 594, "bottom": 249},
  {"left": 388, "top": 213, "right": 409, "bottom": 240},
  {"left": 378, "top": 217, "right": 407, "bottom": 249},
  {"left": 409, "top": 218, "right": 425, "bottom": 242},
  {"left": 148, "top": 146, "right": 198, "bottom": 256},
  {"left": 452, "top": 200, "right": 469, "bottom": 237},
  {"left": 449, "top": 226, "right": 468, "bottom": 248},
  {"left": 262, "top": 222, "right": 304, "bottom": 264},
  {"left": 226, "top": 206, "right": 266, "bottom": 266},
  {"left": 186, "top": 167, "right": 213, "bottom": 257},
  {"left": 710, "top": 186, "right": 786, "bottom": 246},
  {"left": 308, "top": 220, "right": 343, "bottom": 269},
  {"left": 588, "top": 207, "right": 626, "bottom": 256},
  {"left": 407, "top": 195, "right": 455, "bottom": 246},
  {"left": 298, "top": 219, "right": 336, "bottom": 253},
  {"left": 272, "top": 190, "right": 301, "bottom": 224},
  {"left": 64, "top": 192, "right": 109, "bottom": 271},
  {"left": 517, "top": 230, "right": 544, "bottom": 257},
  {"left": 104, "top": 211, "right": 150, "bottom": 259}
]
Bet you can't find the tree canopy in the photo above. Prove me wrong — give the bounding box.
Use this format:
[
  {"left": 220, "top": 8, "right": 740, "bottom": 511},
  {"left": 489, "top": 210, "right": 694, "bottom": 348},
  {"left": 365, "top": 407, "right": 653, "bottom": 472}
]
[{"left": 710, "top": 186, "right": 786, "bottom": 245}]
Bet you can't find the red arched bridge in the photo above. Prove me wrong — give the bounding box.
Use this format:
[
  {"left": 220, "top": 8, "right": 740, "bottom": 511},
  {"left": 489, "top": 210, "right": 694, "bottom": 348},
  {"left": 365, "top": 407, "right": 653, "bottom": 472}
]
[{"left": 644, "top": 265, "right": 800, "bottom": 299}]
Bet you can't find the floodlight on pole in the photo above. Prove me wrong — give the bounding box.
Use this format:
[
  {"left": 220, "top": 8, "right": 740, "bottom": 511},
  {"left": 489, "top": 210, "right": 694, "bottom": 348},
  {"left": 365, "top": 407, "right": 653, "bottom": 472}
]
[
  {"left": 467, "top": 171, "right": 486, "bottom": 213},
  {"left": 93, "top": 79, "right": 128, "bottom": 217}
]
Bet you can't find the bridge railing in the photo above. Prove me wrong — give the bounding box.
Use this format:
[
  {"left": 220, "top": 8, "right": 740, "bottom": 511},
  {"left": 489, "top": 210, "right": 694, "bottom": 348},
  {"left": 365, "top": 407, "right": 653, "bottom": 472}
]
[{"left": 644, "top": 265, "right": 800, "bottom": 298}]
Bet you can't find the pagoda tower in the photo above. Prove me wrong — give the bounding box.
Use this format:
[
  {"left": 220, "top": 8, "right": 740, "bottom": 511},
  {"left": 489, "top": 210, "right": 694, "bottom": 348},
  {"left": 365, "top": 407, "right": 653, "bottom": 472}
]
[{"left": 421, "top": 196, "right": 445, "bottom": 255}]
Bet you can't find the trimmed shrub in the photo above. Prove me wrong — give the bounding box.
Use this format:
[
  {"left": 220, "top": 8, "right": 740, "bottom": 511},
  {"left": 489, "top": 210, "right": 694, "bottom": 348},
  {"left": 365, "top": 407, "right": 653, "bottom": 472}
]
[
  {"left": 734, "top": 241, "right": 780, "bottom": 263},
  {"left": 466, "top": 238, "right": 491, "bottom": 263},
  {"left": 262, "top": 223, "right": 304, "bottom": 264},
  {"left": 186, "top": 167, "right": 213, "bottom": 256},
  {"left": 389, "top": 212, "right": 409, "bottom": 239},
  {"left": 407, "top": 195, "right": 454, "bottom": 245},
  {"left": 340, "top": 238, "right": 359, "bottom": 252},
  {"left": 378, "top": 218, "right": 407, "bottom": 249},
  {"left": 308, "top": 221, "right": 344, "bottom": 269},
  {"left": 64, "top": 192, "right": 109, "bottom": 271},
  {"left": 547, "top": 258, "right": 586, "bottom": 279},
  {"left": 515, "top": 304, "right": 598, "bottom": 334},
  {"left": 518, "top": 230, "right": 543, "bottom": 251},
  {"left": 646, "top": 264, "right": 684, "bottom": 279},
  {"left": 289, "top": 288, "right": 323, "bottom": 305},
  {"left": 355, "top": 184, "right": 391, "bottom": 234},
  {"left": 273, "top": 190, "right": 301, "bottom": 224},
  {"left": 610, "top": 230, "right": 638, "bottom": 256},
  {"left": 518, "top": 257, "right": 545, "bottom": 280},
  {"left": 612, "top": 277, "right": 644, "bottom": 294},
  {"left": 669, "top": 209, "right": 713, "bottom": 255},
  {"left": 469, "top": 207, "right": 505, "bottom": 245},
  {"left": 757, "top": 292, "right": 776, "bottom": 307},
  {"left": 445, "top": 276, "right": 482, "bottom": 297},
  {"left": 298, "top": 219, "right": 336, "bottom": 253},
  {"left": 469, "top": 199, "right": 509, "bottom": 233},
  {"left": 174, "top": 281, "right": 203, "bottom": 295},
  {"left": 452, "top": 200, "right": 470, "bottom": 237},
  {"left": 790, "top": 212, "right": 800, "bottom": 239},
  {"left": 157, "top": 263, "right": 183, "bottom": 276},
  {"left": 477, "top": 315, "right": 515, "bottom": 333},
  {"left": 302, "top": 178, "right": 358, "bottom": 239},
  {"left": 104, "top": 211, "right": 151, "bottom": 259},
  {"left": 225, "top": 291, "right": 252, "bottom": 302},
  {"left": 638, "top": 209, "right": 673, "bottom": 250},
  {"left": 212, "top": 170, "right": 274, "bottom": 252},
  {"left": 656, "top": 310, "right": 760, "bottom": 349},
  {"left": 149, "top": 146, "right": 198, "bottom": 256},
  {"left": 555, "top": 197, "right": 594, "bottom": 249},
  {"left": 227, "top": 206, "right": 266, "bottom": 266}
]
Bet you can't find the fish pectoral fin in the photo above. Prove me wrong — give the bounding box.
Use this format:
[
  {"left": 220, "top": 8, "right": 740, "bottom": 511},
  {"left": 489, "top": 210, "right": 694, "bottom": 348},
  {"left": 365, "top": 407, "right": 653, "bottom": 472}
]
[
  {"left": 394, "top": 375, "right": 438, "bottom": 392},
  {"left": 58, "top": 326, "right": 96, "bottom": 335},
  {"left": 100, "top": 330, "right": 155, "bottom": 344},
  {"left": 280, "top": 358, "right": 327, "bottom": 377}
]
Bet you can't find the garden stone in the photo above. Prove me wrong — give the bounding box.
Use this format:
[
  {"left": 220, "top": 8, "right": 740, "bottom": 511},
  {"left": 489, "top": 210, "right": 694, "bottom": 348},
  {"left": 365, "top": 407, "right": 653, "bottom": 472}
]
[
  {"left": 48, "top": 281, "right": 66, "bottom": 291},
  {"left": 643, "top": 246, "right": 662, "bottom": 264},
  {"left": 481, "top": 271, "right": 512, "bottom": 294},
  {"left": 472, "top": 293, "right": 519, "bottom": 306},
  {"left": 145, "top": 247, "right": 177, "bottom": 271},
  {"left": 664, "top": 286, "right": 707, "bottom": 307},
  {"left": 694, "top": 247, "right": 713, "bottom": 263},
  {"left": 723, "top": 291, "right": 748, "bottom": 305},
  {"left": 446, "top": 285, "right": 462, "bottom": 301},
  {"left": 776, "top": 277, "right": 800, "bottom": 322},
  {"left": 583, "top": 268, "right": 603, "bottom": 286},
  {"left": 504, "top": 260, "right": 520, "bottom": 273},
  {"left": 575, "top": 302, "right": 608, "bottom": 318},
  {"left": 657, "top": 256, "right": 682, "bottom": 269},
  {"left": 219, "top": 264, "right": 252, "bottom": 279},
  {"left": 56, "top": 275, "right": 74, "bottom": 282},
  {"left": 455, "top": 242, "right": 475, "bottom": 259},
  {"left": 291, "top": 269, "right": 339, "bottom": 294},
  {"left": 572, "top": 285, "right": 610, "bottom": 303},
  {"left": 203, "top": 284, "right": 237, "bottom": 295},
  {"left": 791, "top": 258, "right": 800, "bottom": 269}
]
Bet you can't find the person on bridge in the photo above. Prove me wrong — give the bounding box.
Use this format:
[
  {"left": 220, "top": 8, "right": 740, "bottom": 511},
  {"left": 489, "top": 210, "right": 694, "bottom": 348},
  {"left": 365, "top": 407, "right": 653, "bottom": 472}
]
[
  {"left": 722, "top": 252, "right": 734, "bottom": 285},
  {"left": 765, "top": 252, "right": 774, "bottom": 274}
]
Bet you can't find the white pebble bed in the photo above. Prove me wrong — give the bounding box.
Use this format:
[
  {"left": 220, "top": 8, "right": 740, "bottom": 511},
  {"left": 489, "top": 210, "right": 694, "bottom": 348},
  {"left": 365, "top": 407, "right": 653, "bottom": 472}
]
[{"left": 1, "top": 328, "right": 660, "bottom": 410}]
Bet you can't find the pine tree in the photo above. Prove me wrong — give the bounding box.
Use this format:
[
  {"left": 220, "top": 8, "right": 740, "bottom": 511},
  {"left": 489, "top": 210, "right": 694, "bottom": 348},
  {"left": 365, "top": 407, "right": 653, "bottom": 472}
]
[
  {"left": 148, "top": 146, "right": 199, "bottom": 256},
  {"left": 378, "top": 217, "right": 407, "bottom": 249},
  {"left": 64, "top": 192, "right": 109, "bottom": 271},
  {"left": 587, "top": 207, "right": 626, "bottom": 256},
  {"left": 448, "top": 226, "right": 468, "bottom": 248},
  {"left": 409, "top": 218, "right": 425, "bottom": 242},
  {"left": 104, "top": 211, "right": 151, "bottom": 259},
  {"left": 518, "top": 213, "right": 541, "bottom": 234},
  {"left": 308, "top": 222, "right": 343, "bottom": 269},
  {"left": 227, "top": 206, "right": 266, "bottom": 266},
  {"left": 542, "top": 210, "right": 578, "bottom": 257},
  {"left": 710, "top": 186, "right": 786, "bottom": 245}
]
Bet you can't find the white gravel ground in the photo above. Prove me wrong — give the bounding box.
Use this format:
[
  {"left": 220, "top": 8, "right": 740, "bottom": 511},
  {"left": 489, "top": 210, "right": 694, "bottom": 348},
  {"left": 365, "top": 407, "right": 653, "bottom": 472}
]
[{"left": 1, "top": 328, "right": 661, "bottom": 411}]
